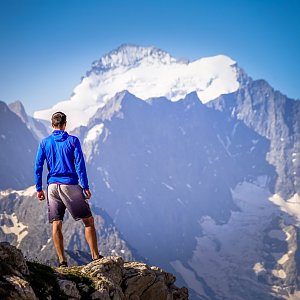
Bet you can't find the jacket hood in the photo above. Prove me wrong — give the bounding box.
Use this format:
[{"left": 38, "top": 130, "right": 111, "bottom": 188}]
[{"left": 52, "top": 130, "right": 69, "bottom": 142}]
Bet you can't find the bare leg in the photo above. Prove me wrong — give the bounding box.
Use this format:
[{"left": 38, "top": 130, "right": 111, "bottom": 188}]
[
  {"left": 52, "top": 220, "right": 66, "bottom": 263},
  {"left": 82, "top": 216, "right": 100, "bottom": 259}
]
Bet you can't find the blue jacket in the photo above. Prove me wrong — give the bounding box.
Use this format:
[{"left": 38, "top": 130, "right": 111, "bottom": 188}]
[{"left": 35, "top": 130, "right": 89, "bottom": 191}]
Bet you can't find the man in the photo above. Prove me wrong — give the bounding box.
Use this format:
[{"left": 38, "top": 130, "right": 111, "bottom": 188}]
[{"left": 35, "top": 111, "right": 101, "bottom": 267}]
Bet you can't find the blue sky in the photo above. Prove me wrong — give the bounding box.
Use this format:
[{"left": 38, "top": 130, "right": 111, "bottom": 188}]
[{"left": 0, "top": 0, "right": 299, "bottom": 115}]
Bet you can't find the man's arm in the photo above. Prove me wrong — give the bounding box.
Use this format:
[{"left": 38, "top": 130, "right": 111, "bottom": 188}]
[
  {"left": 74, "top": 138, "right": 89, "bottom": 191},
  {"left": 35, "top": 143, "right": 46, "bottom": 200}
]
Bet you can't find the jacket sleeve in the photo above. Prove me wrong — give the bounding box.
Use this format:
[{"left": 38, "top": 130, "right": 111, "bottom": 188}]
[
  {"left": 74, "top": 138, "right": 89, "bottom": 189},
  {"left": 35, "top": 142, "right": 45, "bottom": 192}
]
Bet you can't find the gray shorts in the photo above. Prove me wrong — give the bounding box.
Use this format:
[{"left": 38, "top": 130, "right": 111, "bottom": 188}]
[{"left": 47, "top": 184, "right": 92, "bottom": 223}]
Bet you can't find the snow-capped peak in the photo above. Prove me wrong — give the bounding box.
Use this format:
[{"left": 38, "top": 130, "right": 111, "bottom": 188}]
[
  {"left": 34, "top": 45, "right": 240, "bottom": 131},
  {"left": 90, "top": 44, "right": 178, "bottom": 73}
]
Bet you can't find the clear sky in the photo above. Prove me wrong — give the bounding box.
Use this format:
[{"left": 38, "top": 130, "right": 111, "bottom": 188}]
[{"left": 0, "top": 0, "right": 299, "bottom": 115}]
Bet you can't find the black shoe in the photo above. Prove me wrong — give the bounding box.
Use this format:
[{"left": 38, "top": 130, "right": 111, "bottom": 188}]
[
  {"left": 92, "top": 255, "right": 104, "bottom": 261},
  {"left": 58, "top": 261, "right": 68, "bottom": 268}
]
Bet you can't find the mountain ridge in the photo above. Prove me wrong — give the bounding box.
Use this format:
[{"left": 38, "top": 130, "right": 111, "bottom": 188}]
[
  {"left": 208, "top": 77, "right": 300, "bottom": 199},
  {"left": 0, "top": 101, "right": 38, "bottom": 190},
  {"left": 90, "top": 44, "right": 179, "bottom": 72},
  {"left": 34, "top": 44, "right": 240, "bottom": 131},
  {"left": 0, "top": 184, "right": 136, "bottom": 266},
  {"left": 1, "top": 44, "right": 300, "bottom": 299}
]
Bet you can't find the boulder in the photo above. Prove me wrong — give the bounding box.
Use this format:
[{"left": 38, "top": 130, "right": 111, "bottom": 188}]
[{"left": 0, "top": 242, "right": 188, "bottom": 299}]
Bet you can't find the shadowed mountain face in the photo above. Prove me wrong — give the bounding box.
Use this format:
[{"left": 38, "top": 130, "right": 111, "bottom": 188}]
[
  {"left": 78, "top": 92, "right": 284, "bottom": 297},
  {"left": 0, "top": 101, "right": 38, "bottom": 190},
  {"left": 8, "top": 100, "right": 50, "bottom": 141},
  {"left": 208, "top": 78, "right": 300, "bottom": 199}
]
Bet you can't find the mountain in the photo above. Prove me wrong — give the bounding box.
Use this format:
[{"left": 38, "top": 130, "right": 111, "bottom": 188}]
[
  {"left": 0, "top": 99, "right": 138, "bottom": 268},
  {"left": 8, "top": 100, "right": 50, "bottom": 141},
  {"left": 84, "top": 90, "right": 275, "bottom": 253},
  {"left": 56, "top": 44, "right": 298, "bottom": 299},
  {"left": 2, "top": 44, "right": 300, "bottom": 299},
  {"left": 78, "top": 90, "right": 300, "bottom": 299},
  {"left": 0, "top": 101, "right": 38, "bottom": 190},
  {"left": 34, "top": 44, "right": 239, "bottom": 131},
  {"left": 208, "top": 78, "right": 300, "bottom": 200},
  {"left": 0, "top": 185, "right": 135, "bottom": 265}
]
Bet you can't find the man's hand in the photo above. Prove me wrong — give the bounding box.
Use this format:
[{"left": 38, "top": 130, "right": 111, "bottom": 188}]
[
  {"left": 37, "top": 190, "right": 45, "bottom": 201},
  {"left": 83, "top": 189, "right": 92, "bottom": 199}
]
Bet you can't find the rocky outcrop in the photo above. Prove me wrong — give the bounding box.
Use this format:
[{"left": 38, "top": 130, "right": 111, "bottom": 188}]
[{"left": 0, "top": 242, "right": 188, "bottom": 299}]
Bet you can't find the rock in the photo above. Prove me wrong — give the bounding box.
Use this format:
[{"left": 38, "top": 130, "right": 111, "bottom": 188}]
[
  {"left": 0, "top": 242, "right": 37, "bottom": 300},
  {"left": 122, "top": 262, "right": 157, "bottom": 298},
  {"left": 77, "top": 282, "right": 89, "bottom": 293},
  {"left": 0, "top": 242, "right": 188, "bottom": 299},
  {"left": 82, "top": 256, "right": 124, "bottom": 285},
  {"left": 90, "top": 289, "right": 110, "bottom": 299},
  {"left": 81, "top": 256, "right": 125, "bottom": 299},
  {"left": 0, "top": 242, "right": 29, "bottom": 277},
  {"left": 123, "top": 262, "right": 188, "bottom": 300},
  {"left": 81, "top": 258, "right": 187, "bottom": 300},
  {"left": 2, "top": 275, "right": 37, "bottom": 300},
  {"left": 57, "top": 279, "right": 81, "bottom": 299}
]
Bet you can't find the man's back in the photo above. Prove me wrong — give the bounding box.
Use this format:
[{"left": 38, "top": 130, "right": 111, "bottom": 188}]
[
  {"left": 42, "top": 130, "right": 77, "bottom": 180},
  {"left": 35, "top": 129, "right": 89, "bottom": 192}
]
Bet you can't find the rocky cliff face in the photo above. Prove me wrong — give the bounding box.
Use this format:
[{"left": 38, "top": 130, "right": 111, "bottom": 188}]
[
  {"left": 208, "top": 78, "right": 300, "bottom": 199},
  {"left": 0, "top": 186, "right": 135, "bottom": 266},
  {"left": 0, "top": 242, "right": 188, "bottom": 300}
]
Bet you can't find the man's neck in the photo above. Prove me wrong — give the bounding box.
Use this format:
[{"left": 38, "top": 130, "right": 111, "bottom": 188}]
[{"left": 53, "top": 124, "right": 66, "bottom": 131}]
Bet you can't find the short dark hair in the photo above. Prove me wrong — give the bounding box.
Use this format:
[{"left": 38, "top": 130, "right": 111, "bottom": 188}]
[{"left": 52, "top": 112, "right": 67, "bottom": 128}]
